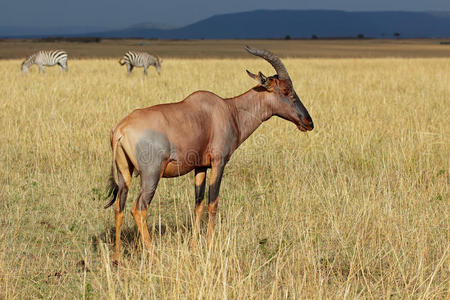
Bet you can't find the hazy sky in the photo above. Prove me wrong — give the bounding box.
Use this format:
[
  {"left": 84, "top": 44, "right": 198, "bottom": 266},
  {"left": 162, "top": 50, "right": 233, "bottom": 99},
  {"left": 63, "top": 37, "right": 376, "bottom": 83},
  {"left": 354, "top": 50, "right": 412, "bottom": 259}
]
[{"left": 2, "top": 0, "right": 450, "bottom": 28}]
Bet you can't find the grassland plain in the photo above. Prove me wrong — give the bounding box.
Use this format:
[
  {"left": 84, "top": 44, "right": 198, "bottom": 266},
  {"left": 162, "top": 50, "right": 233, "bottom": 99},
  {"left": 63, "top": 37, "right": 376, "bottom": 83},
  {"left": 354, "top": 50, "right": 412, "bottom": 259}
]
[
  {"left": 0, "top": 57, "right": 448, "bottom": 299},
  {"left": 1, "top": 39, "right": 450, "bottom": 59}
]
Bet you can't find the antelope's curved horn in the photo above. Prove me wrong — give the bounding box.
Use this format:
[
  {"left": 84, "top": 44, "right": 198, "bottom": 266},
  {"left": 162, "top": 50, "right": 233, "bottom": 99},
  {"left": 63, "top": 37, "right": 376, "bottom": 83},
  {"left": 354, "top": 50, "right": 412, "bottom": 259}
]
[{"left": 244, "top": 45, "right": 290, "bottom": 81}]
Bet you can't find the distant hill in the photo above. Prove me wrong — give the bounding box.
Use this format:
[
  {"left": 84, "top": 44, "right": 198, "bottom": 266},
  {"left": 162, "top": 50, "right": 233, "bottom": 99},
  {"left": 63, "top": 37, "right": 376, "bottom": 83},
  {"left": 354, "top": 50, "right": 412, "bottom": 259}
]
[
  {"left": 126, "top": 22, "right": 179, "bottom": 31},
  {"left": 85, "top": 10, "right": 450, "bottom": 39},
  {"left": 0, "top": 26, "right": 111, "bottom": 37},
  {"left": 4, "top": 10, "right": 450, "bottom": 39}
]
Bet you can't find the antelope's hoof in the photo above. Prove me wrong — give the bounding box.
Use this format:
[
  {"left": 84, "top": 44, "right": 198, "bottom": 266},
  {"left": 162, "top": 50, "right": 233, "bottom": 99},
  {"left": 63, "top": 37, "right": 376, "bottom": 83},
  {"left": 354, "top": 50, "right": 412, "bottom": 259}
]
[
  {"left": 112, "top": 259, "right": 120, "bottom": 268},
  {"left": 144, "top": 249, "right": 158, "bottom": 262},
  {"left": 111, "top": 254, "right": 121, "bottom": 266}
]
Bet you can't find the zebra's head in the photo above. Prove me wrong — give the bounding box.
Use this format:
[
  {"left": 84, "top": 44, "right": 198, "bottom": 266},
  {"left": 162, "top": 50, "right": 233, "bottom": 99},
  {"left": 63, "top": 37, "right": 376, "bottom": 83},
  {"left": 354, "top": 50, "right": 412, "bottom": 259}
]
[
  {"left": 155, "top": 56, "right": 162, "bottom": 75},
  {"left": 21, "top": 55, "right": 34, "bottom": 73},
  {"left": 21, "top": 60, "right": 30, "bottom": 73}
]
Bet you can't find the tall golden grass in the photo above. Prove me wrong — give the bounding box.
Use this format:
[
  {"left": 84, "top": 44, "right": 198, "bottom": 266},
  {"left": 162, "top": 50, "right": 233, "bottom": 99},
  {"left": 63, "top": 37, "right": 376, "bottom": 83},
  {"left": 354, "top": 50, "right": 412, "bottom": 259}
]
[{"left": 0, "top": 57, "right": 448, "bottom": 298}]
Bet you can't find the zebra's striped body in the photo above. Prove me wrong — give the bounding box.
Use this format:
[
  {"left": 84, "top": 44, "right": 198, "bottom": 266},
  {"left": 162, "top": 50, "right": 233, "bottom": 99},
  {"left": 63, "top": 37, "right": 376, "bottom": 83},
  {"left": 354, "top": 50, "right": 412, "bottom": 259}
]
[
  {"left": 119, "top": 51, "right": 162, "bottom": 75},
  {"left": 21, "top": 50, "right": 68, "bottom": 73}
]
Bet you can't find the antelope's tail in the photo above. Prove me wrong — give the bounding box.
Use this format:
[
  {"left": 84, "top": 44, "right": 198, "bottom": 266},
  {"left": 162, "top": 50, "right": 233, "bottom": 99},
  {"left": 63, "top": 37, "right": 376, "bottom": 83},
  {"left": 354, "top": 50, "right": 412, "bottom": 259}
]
[{"left": 104, "top": 134, "right": 121, "bottom": 209}]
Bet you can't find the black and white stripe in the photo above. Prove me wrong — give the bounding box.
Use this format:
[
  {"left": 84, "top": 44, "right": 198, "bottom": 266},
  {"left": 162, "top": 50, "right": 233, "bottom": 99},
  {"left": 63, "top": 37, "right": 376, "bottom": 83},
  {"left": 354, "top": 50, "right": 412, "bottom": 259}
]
[
  {"left": 119, "top": 51, "right": 162, "bottom": 75},
  {"left": 21, "top": 50, "right": 68, "bottom": 73}
]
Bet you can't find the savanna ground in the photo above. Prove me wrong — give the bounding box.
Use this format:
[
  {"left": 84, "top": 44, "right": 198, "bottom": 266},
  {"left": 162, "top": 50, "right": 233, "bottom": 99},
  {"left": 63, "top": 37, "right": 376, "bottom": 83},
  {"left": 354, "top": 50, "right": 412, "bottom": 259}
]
[
  {"left": 0, "top": 40, "right": 449, "bottom": 298},
  {"left": 1, "top": 38, "right": 450, "bottom": 59}
]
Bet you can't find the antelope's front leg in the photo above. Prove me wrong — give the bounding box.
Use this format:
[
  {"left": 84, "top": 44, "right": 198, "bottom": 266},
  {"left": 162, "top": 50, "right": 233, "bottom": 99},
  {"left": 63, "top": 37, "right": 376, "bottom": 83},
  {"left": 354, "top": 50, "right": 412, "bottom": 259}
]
[
  {"left": 207, "top": 160, "right": 225, "bottom": 246},
  {"left": 192, "top": 167, "right": 207, "bottom": 248}
]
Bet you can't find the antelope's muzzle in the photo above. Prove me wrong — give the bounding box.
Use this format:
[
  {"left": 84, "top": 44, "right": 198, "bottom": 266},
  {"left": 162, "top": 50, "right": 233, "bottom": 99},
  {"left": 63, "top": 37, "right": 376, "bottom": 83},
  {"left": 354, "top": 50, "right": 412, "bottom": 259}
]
[
  {"left": 298, "top": 117, "right": 314, "bottom": 131},
  {"left": 293, "top": 95, "right": 314, "bottom": 131}
]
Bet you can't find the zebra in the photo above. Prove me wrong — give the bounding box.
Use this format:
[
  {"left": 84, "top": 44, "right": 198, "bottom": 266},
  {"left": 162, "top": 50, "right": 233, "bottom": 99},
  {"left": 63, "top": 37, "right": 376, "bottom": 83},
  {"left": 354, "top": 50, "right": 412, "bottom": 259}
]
[
  {"left": 21, "top": 50, "right": 68, "bottom": 73},
  {"left": 119, "top": 51, "right": 162, "bottom": 76}
]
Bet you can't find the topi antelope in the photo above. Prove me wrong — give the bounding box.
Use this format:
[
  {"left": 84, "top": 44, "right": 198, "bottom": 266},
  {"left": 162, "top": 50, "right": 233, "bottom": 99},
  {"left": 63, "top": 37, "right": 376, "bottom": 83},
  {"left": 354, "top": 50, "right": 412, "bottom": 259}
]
[{"left": 105, "top": 46, "right": 314, "bottom": 263}]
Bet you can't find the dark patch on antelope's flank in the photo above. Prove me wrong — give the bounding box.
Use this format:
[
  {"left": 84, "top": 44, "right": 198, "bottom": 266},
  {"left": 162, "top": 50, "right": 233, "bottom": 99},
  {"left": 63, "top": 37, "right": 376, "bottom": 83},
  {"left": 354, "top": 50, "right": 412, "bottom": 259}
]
[{"left": 135, "top": 130, "right": 176, "bottom": 169}]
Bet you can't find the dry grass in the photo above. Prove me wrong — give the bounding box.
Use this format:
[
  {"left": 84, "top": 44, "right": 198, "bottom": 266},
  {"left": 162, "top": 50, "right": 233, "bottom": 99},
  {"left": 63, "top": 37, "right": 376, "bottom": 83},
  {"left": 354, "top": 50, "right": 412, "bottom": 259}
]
[{"left": 0, "top": 57, "right": 448, "bottom": 299}]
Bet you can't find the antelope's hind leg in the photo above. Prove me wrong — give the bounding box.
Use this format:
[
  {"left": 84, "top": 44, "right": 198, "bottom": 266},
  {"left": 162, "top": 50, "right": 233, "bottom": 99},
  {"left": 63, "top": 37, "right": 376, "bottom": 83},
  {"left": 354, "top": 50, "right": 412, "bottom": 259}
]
[
  {"left": 112, "top": 149, "right": 134, "bottom": 264},
  {"left": 131, "top": 131, "right": 170, "bottom": 258},
  {"left": 131, "top": 163, "right": 165, "bottom": 258}
]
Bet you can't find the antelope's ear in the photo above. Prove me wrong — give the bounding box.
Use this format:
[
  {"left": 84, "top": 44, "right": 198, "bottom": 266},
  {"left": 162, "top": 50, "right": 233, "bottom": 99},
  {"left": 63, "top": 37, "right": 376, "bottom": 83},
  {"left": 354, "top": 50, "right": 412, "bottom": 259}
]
[
  {"left": 258, "top": 72, "right": 268, "bottom": 86},
  {"left": 246, "top": 70, "right": 258, "bottom": 81},
  {"left": 246, "top": 70, "right": 270, "bottom": 88}
]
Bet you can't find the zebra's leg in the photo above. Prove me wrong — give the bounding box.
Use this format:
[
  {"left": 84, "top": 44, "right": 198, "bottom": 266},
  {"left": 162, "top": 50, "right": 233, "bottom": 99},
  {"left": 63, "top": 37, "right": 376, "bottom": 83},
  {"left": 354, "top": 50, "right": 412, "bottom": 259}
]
[
  {"left": 63, "top": 61, "right": 68, "bottom": 72},
  {"left": 126, "top": 64, "right": 133, "bottom": 75},
  {"left": 58, "top": 63, "right": 64, "bottom": 72},
  {"left": 144, "top": 65, "right": 148, "bottom": 76},
  {"left": 39, "top": 65, "right": 46, "bottom": 74}
]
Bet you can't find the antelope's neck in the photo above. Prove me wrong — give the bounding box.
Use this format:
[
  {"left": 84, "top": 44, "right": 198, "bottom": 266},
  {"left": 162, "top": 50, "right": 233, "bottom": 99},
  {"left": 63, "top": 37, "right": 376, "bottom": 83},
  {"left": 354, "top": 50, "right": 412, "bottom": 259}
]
[{"left": 227, "top": 88, "right": 273, "bottom": 146}]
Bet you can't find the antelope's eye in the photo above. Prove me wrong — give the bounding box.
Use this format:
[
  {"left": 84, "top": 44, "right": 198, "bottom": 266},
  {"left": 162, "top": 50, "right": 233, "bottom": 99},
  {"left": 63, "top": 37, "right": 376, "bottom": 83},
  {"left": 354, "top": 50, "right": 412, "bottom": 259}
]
[{"left": 282, "top": 88, "right": 291, "bottom": 96}]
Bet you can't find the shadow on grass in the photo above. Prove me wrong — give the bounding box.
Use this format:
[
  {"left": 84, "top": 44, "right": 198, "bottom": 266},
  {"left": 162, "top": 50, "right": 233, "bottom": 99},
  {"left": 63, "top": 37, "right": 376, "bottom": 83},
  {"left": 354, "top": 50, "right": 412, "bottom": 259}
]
[{"left": 90, "top": 219, "right": 193, "bottom": 256}]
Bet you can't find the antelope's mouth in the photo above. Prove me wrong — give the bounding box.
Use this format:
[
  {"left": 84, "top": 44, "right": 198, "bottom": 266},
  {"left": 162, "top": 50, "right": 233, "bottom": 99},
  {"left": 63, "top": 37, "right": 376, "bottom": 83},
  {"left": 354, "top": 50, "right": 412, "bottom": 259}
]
[{"left": 297, "top": 118, "right": 314, "bottom": 132}]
